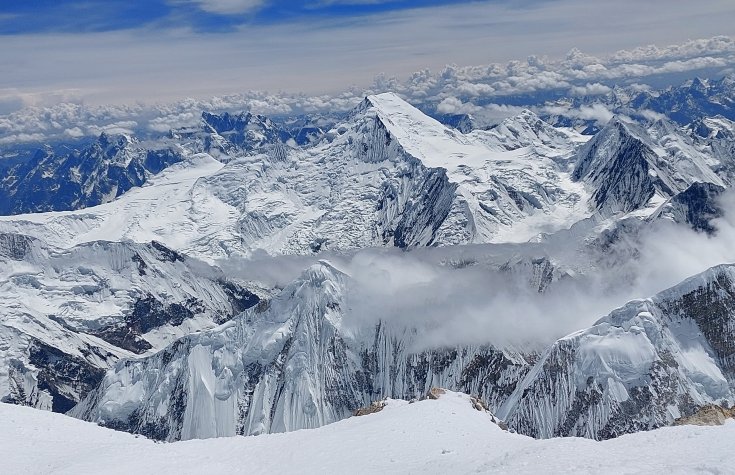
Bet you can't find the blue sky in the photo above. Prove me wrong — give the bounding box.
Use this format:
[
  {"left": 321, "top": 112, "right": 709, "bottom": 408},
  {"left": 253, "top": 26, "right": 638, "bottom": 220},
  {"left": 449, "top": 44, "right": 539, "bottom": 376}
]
[
  {"left": 0, "top": 0, "right": 734, "bottom": 107},
  {"left": 0, "top": 0, "right": 471, "bottom": 34}
]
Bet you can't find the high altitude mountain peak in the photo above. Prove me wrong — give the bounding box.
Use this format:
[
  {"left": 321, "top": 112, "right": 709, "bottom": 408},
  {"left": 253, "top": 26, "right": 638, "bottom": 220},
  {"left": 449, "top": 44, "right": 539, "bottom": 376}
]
[
  {"left": 0, "top": 132, "right": 185, "bottom": 215},
  {"left": 481, "top": 108, "right": 574, "bottom": 152},
  {"left": 72, "top": 260, "right": 735, "bottom": 441},
  {"left": 200, "top": 110, "right": 291, "bottom": 152},
  {"left": 572, "top": 114, "right": 723, "bottom": 215},
  {"left": 2, "top": 76, "right": 735, "bottom": 464}
]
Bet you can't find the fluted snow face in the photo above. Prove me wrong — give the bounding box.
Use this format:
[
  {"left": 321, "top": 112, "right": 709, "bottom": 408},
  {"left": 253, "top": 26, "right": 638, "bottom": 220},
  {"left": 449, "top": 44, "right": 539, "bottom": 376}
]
[
  {"left": 0, "top": 234, "right": 258, "bottom": 413},
  {"left": 69, "top": 260, "right": 735, "bottom": 442},
  {"left": 73, "top": 261, "right": 531, "bottom": 441},
  {"left": 500, "top": 265, "right": 735, "bottom": 440}
]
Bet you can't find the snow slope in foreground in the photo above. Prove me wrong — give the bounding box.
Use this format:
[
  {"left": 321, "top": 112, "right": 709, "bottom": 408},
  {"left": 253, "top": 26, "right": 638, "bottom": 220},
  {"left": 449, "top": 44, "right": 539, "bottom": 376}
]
[{"left": 2, "top": 392, "right": 734, "bottom": 475}]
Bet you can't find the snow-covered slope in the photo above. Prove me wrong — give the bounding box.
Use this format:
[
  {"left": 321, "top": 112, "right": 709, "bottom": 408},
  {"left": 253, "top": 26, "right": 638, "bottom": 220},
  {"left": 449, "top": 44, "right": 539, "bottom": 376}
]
[
  {"left": 0, "top": 154, "right": 227, "bottom": 258},
  {"left": 172, "top": 111, "right": 292, "bottom": 162},
  {"left": 648, "top": 181, "right": 725, "bottom": 233},
  {"left": 5, "top": 392, "right": 735, "bottom": 475},
  {"left": 4, "top": 95, "right": 728, "bottom": 261},
  {"left": 0, "top": 233, "right": 259, "bottom": 413},
  {"left": 631, "top": 75, "right": 735, "bottom": 125},
  {"left": 572, "top": 117, "right": 723, "bottom": 215},
  {"left": 0, "top": 93, "right": 592, "bottom": 260},
  {"left": 3, "top": 88, "right": 735, "bottom": 453},
  {"left": 500, "top": 264, "right": 735, "bottom": 439}
]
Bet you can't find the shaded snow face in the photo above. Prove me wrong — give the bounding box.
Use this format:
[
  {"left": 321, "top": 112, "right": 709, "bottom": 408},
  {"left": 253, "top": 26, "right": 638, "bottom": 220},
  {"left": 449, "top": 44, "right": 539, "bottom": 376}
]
[{"left": 74, "top": 257, "right": 735, "bottom": 442}]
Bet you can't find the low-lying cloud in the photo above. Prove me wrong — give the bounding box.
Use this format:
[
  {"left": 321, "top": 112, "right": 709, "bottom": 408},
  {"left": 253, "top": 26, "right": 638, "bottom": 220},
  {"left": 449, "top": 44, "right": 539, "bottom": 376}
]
[
  {"left": 220, "top": 192, "right": 735, "bottom": 352},
  {"left": 2, "top": 32, "right": 735, "bottom": 146}
]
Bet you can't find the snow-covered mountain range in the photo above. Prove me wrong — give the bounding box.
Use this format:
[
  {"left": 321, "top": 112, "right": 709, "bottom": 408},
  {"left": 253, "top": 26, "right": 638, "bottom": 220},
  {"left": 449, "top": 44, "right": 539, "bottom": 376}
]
[
  {"left": 1, "top": 78, "right": 735, "bottom": 451},
  {"left": 69, "top": 260, "right": 735, "bottom": 441}
]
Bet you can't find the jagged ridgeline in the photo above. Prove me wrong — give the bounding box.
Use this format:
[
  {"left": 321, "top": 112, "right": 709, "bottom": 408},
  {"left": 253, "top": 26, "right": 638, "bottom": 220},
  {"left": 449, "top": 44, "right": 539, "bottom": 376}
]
[
  {"left": 0, "top": 78, "right": 734, "bottom": 443},
  {"left": 71, "top": 261, "right": 735, "bottom": 441}
]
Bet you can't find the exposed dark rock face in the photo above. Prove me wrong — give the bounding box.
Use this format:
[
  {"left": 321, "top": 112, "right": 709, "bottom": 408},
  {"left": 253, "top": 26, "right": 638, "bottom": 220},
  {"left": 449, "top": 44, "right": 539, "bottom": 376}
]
[
  {"left": 0, "top": 233, "right": 37, "bottom": 260},
  {"left": 219, "top": 280, "right": 261, "bottom": 317},
  {"left": 0, "top": 133, "right": 184, "bottom": 215},
  {"left": 72, "top": 263, "right": 532, "bottom": 441},
  {"left": 3, "top": 340, "right": 110, "bottom": 414},
  {"left": 652, "top": 182, "right": 726, "bottom": 234},
  {"left": 631, "top": 76, "right": 735, "bottom": 125},
  {"left": 201, "top": 111, "right": 292, "bottom": 151},
  {"left": 437, "top": 113, "right": 476, "bottom": 133},
  {"left": 573, "top": 120, "right": 662, "bottom": 214},
  {"left": 0, "top": 237, "right": 260, "bottom": 414},
  {"left": 573, "top": 117, "right": 722, "bottom": 216}
]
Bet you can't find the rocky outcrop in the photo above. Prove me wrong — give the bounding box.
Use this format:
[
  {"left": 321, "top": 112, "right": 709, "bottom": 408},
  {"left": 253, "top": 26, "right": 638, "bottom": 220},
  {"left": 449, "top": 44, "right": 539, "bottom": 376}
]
[
  {"left": 0, "top": 134, "right": 184, "bottom": 215},
  {"left": 72, "top": 262, "right": 531, "bottom": 440},
  {"left": 354, "top": 400, "right": 387, "bottom": 416},
  {"left": 0, "top": 236, "right": 259, "bottom": 413},
  {"left": 573, "top": 117, "right": 722, "bottom": 215},
  {"left": 673, "top": 404, "right": 735, "bottom": 426}
]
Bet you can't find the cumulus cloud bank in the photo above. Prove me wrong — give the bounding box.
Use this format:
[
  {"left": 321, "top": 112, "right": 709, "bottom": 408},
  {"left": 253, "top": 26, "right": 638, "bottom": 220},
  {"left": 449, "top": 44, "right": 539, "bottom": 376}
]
[{"left": 2, "top": 35, "right": 735, "bottom": 146}]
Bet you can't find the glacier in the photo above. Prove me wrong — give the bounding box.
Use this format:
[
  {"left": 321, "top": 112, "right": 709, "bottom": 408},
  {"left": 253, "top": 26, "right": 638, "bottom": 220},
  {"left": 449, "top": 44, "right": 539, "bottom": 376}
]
[{"left": 1, "top": 86, "right": 735, "bottom": 448}]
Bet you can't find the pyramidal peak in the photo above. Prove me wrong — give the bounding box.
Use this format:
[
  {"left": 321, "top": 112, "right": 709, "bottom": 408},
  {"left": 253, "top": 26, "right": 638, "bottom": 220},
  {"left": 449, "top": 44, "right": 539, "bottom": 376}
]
[{"left": 361, "top": 92, "right": 492, "bottom": 171}]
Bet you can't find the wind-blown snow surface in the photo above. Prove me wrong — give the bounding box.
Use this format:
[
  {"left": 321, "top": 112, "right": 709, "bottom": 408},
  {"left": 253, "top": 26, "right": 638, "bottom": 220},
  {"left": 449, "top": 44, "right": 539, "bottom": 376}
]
[{"left": 4, "top": 392, "right": 735, "bottom": 475}]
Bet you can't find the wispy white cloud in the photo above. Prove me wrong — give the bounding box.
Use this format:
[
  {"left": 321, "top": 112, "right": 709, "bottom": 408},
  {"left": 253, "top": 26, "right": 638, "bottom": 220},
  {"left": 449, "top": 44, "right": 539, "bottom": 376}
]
[
  {"left": 1, "top": 0, "right": 733, "bottom": 109},
  {"left": 168, "top": 0, "right": 266, "bottom": 14},
  {"left": 308, "top": 0, "right": 401, "bottom": 5},
  {"left": 569, "top": 83, "right": 612, "bottom": 97},
  {"left": 2, "top": 33, "right": 735, "bottom": 144},
  {"left": 215, "top": 192, "right": 735, "bottom": 350}
]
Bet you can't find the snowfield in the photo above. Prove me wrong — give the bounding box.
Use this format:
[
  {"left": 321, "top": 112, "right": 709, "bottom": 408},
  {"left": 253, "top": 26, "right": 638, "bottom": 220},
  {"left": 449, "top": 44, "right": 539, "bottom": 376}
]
[
  {"left": 2, "top": 391, "right": 734, "bottom": 474},
  {"left": 0, "top": 94, "right": 594, "bottom": 261}
]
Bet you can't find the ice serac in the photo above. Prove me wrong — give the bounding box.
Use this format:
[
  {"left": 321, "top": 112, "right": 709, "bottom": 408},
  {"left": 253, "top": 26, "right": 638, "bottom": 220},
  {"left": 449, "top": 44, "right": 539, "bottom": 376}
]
[
  {"left": 500, "top": 264, "right": 735, "bottom": 440},
  {"left": 73, "top": 261, "right": 531, "bottom": 441},
  {"left": 0, "top": 234, "right": 259, "bottom": 413},
  {"left": 572, "top": 116, "right": 723, "bottom": 215},
  {"left": 0, "top": 133, "right": 184, "bottom": 215}
]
